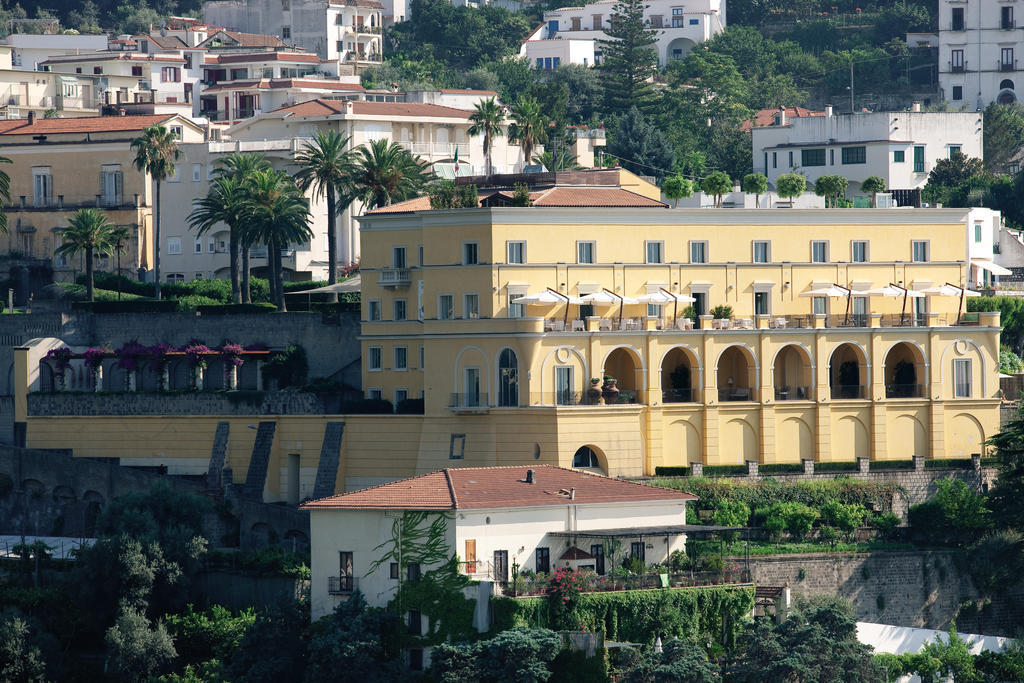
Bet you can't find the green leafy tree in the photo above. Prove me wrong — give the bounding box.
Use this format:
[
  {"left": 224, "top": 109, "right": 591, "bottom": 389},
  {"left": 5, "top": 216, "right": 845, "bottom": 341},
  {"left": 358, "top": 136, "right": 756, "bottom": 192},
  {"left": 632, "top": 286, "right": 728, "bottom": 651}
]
[
  {"left": 814, "top": 174, "right": 849, "bottom": 208},
  {"left": 598, "top": 0, "right": 659, "bottom": 117},
  {"left": 305, "top": 592, "right": 405, "bottom": 683},
  {"left": 105, "top": 609, "right": 177, "bottom": 682},
  {"left": 776, "top": 172, "right": 807, "bottom": 202},
  {"left": 1000, "top": 348, "right": 1024, "bottom": 374},
  {"left": 214, "top": 152, "right": 273, "bottom": 303},
  {"left": 508, "top": 96, "right": 548, "bottom": 170},
  {"left": 701, "top": 171, "right": 733, "bottom": 208},
  {"left": 987, "top": 404, "right": 1024, "bottom": 533},
  {"left": 468, "top": 97, "right": 505, "bottom": 177},
  {"left": 131, "top": 124, "right": 180, "bottom": 300},
  {"left": 861, "top": 176, "right": 887, "bottom": 207},
  {"left": 430, "top": 627, "right": 561, "bottom": 682},
  {"left": 533, "top": 149, "right": 583, "bottom": 172},
  {"left": 820, "top": 500, "right": 866, "bottom": 540},
  {"left": 622, "top": 638, "right": 721, "bottom": 682},
  {"left": 924, "top": 152, "right": 986, "bottom": 205},
  {"left": 984, "top": 102, "right": 1024, "bottom": 174},
  {"left": 294, "top": 130, "right": 355, "bottom": 282},
  {"left": 663, "top": 174, "right": 692, "bottom": 207},
  {"left": 54, "top": 208, "right": 117, "bottom": 302},
  {"left": 163, "top": 604, "right": 256, "bottom": 667},
  {"left": 245, "top": 170, "right": 313, "bottom": 311},
  {"left": 607, "top": 107, "right": 675, "bottom": 181},
  {"left": 0, "top": 614, "right": 47, "bottom": 683},
  {"left": 348, "top": 138, "right": 433, "bottom": 210},
  {"left": 908, "top": 478, "right": 990, "bottom": 546},
  {"left": 919, "top": 623, "right": 980, "bottom": 683},
  {"left": 224, "top": 602, "right": 308, "bottom": 683},
  {"left": 742, "top": 172, "right": 769, "bottom": 207},
  {"left": 542, "top": 64, "right": 602, "bottom": 124}
]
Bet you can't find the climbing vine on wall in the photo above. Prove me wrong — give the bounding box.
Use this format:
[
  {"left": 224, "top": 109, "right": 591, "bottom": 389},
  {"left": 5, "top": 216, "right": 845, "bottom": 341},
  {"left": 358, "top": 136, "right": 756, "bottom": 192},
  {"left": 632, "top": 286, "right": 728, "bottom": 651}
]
[{"left": 370, "top": 511, "right": 477, "bottom": 647}]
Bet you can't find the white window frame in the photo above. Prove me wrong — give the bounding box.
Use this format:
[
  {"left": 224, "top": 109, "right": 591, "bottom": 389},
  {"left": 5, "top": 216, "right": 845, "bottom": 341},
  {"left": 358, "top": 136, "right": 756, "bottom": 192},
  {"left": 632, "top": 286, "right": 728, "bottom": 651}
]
[
  {"left": 194, "top": 238, "right": 203, "bottom": 254},
  {"left": 506, "top": 240, "right": 526, "bottom": 264},
  {"left": 462, "top": 241, "right": 479, "bottom": 265},
  {"left": 689, "top": 240, "right": 708, "bottom": 264},
  {"left": 394, "top": 346, "right": 408, "bottom": 371},
  {"left": 367, "top": 388, "right": 383, "bottom": 400},
  {"left": 394, "top": 388, "right": 408, "bottom": 406},
  {"left": 912, "top": 240, "right": 929, "bottom": 262},
  {"left": 752, "top": 240, "right": 770, "bottom": 263},
  {"left": 419, "top": 345, "right": 424, "bottom": 370},
  {"left": 393, "top": 298, "right": 407, "bottom": 321},
  {"left": 464, "top": 293, "right": 480, "bottom": 319},
  {"left": 167, "top": 237, "right": 182, "bottom": 255},
  {"left": 32, "top": 167, "right": 52, "bottom": 207},
  {"left": 851, "top": 240, "right": 869, "bottom": 263},
  {"left": 438, "top": 294, "right": 454, "bottom": 320},
  {"left": 192, "top": 163, "right": 202, "bottom": 182},
  {"left": 368, "top": 346, "right": 382, "bottom": 371},
  {"left": 577, "top": 240, "right": 595, "bottom": 264},
  {"left": 393, "top": 245, "right": 407, "bottom": 269},
  {"left": 645, "top": 240, "right": 664, "bottom": 264},
  {"left": 811, "top": 240, "right": 829, "bottom": 263},
  {"left": 953, "top": 358, "right": 971, "bottom": 397}
]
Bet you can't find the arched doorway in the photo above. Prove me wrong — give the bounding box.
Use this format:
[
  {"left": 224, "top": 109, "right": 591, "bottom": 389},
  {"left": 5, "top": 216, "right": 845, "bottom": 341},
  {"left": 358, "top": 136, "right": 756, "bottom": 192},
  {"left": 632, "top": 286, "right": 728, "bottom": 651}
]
[
  {"left": 603, "top": 347, "right": 641, "bottom": 404},
  {"left": 773, "top": 345, "right": 812, "bottom": 400},
  {"left": 829, "top": 343, "right": 867, "bottom": 399},
  {"left": 661, "top": 347, "right": 698, "bottom": 402},
  {"left": 998, "top": 80, "right": 1016, "bottom": 105},
  {"left": 666, "top": 37, "right": 696, "bottom": 62},
  {"left": 572, "top": 445, "right": 605, "bottom": 473},
  {"left": 498, "top": 348, "right": 518, "bottom": 407},
  {"left": 884, "top": 342, "right": 925, "bottom": 398},
  {"left": 717, "top": 346, "right": 756, "bottom": 402}
]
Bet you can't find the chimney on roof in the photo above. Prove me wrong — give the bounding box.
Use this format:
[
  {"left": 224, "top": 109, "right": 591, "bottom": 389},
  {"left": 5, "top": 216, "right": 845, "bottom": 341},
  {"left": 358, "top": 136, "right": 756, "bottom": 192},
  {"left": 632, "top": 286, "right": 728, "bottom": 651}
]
[
  {"left": 119, "top": 108, "right": 126, "bottom": 116},
  {"left": 344, "top": 99, "right": 354, "bottom": 115},
  {"left": 525, "top": 469, "right": 535, "bottom": 484},
  {"left": 777, "top": 109, "right": 787, "bottom": 126},
  {"left": 912, "top": 101, "right": 921, "bottom": 112},
  {"left": 27, "top": 110, "right": 35, "bottom": 125},
  {"left": 825, "top": 104, "right": 833, "bottom": 117},
  {"left": 569, "top": 487, "right": 575, "bottom": 500}
]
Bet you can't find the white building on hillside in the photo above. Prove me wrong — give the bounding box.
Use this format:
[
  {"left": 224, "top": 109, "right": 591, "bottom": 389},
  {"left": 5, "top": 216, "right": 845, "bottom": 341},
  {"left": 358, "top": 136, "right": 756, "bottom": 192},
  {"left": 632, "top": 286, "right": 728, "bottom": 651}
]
[
  {"left": 1, "top": 33, "right": 108, "bottom": 71},
  {"left": 301, "top": 465, "right": 697, "bottom": 620},
  {"left": 751, "top": 104, "right": 982, "bottom": 204},
  {"left": 938, "top": 0, "right": 1023, "bottom": 108},
  {"left": 520, "top": 0, "right": 725, "bottom": 69}
]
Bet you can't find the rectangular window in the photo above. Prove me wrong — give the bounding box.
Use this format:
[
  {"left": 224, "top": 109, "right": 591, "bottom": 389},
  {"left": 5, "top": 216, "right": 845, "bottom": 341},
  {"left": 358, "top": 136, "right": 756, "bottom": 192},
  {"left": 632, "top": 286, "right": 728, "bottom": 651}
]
[
  {"left": 394, "top": 388, "right": 408, "bottom": 406},
  {"left": 368, "top": 346, "right": 382, "bottom": 371},
  {"left": 645, "top": 240, "right": 664, "bottom": 264},
  {"left": 692, "top": 291, "right": 707, "bottom": 316},
  {"left": 974, "top": 223, "right": 983, "bottom": 243},
  {"left": 131, "top": 65, "right": 142, "bottom": 76},
  {"left": 161, "top": 66, "right": 180, "bottom": 82},
  {"left": 913, "top": 145, "right": 925, "bottom": 173},
  {"left": 689, "top": 241, "right": 708, "bottom": 264},
  {"left": 419, "top": 345, "right": 424, "bottom": 370},
  {"left": 954, "top": 358, "right": 971, "bottom": 397},
  {"left": 193, "top": 239, "right": 203, "bottom": 254},
  {"left": 463, "top": 242, "right": 478, "bottom": 265},
  {"left": 167, "top": 237, "right": 182, "bottom": 255},
  {"left": 852, "top": 240, "right": 868, "bottom": 262},
  {"left": 208, "top": 238, "right": 215, "bottom": 253},
  {"left": 555, "top": 366, "right": 574, "bottom": 406},
  {"left": 812, "top": 296, "right": 827, "bottom": 315},
  {"left": 811, "top": 240, "right": 829, "bottom": 263},
  {"left": 912, "top": 240, "right": 929, "bottom": 262},
  {"left": 367, "top": 388, "right": 382, "bottom": 400},
  {"left": 32, "top": 167, "right": 52, "bottom": 207},
  {"left": 577, "top": 241, "right": 595, "bottom": 264},
  {"left": 952, "top": 6, "right": 964, "bottom": 30},
  {"left": 1003, "top": 5, "right": 1015, "bottom": 29},
  {"left": 507, "top": 240, "right": 525, "bottom": 264},
  {"left": 508, "top": 298, "right": 524, "bottom": 318},
  {"left": 689, "top": 17, "right": 699, "bottom": 24},
  {"left": 464, "top": 293, "right": 479, "bottom": 319},
  {"left": 754, "top": 291, "right": 769, "bottom": 315},
  {"left": 282, "top": 26, "right": 291, "bottom": 39},
  {"left": 392, "top": 246, "right": 406, "bottom": 268},
  {"left": 894, "top": 150, "right": 905, "bottom": 163},
  {"left": 949, "top": 145, "right": 961, "bottom": 158},
  {"left": 449, "top": 433, "right": 465, "bottom": 459},
  {"left": 752, "top": 240, "right": 770, "bottom": 263},
  {"left": 418, "top": 244, "right": 423, "bottom": 266},
  {"left": 801, "top": 148, "right": 826, "bottom": 166},
  {"left": 99, "top": 165, "right": 123, "bottom": 206},
  {"left": 951, "top": 49, "right": 964, "bottom": 72},
  {"left": 465, "top": 368, "right": 481, "bottom": 407},
  {"left": 439, "top": 294, "right": 454, "bottom": 320},
  {"left": 591, "top": 544, "right": 605, "bottom": 575},
  {"left": 841, "top": 146, "right": 866, "bottom": 164},
  {"left": 535, "top": 547, "right": 550, "bottom": 574},
  {"left": 337, "top": 551, "right": 354, "bottom": 592},
  {"left": 772, "top": 151, "right": 777, "bottom": 168},
  {"left": 630, "top": 541, "right": 645, "bottom": 562},
  {"left": 647, "top": 303, "right": 662, "bottom": 318},
  {"left": 394, "top": 299, "right": 407, "bottom": 321},
  {"left": 830, "top": 149, "right": 835, "bottom": 166},
  {"left": 368, "top": 299, "right": 381, "bottom": 321},
  {"left": 788, "top": 151, "right": 794, "bottom": 167},
  {"left": 952, "top": 86, "right": 963, "bottom": 101},
  {"left": 394, "top": 346, "right": 408, "bottom": 371},
  {"left": 390, "top": 562, "right": 399, "bottom": 579},
  {"left": 407, "top": 563, "right": 421, "bottom": 583},
  {"left": 191, "top": 163, "right": 201, "bottom": 181}
]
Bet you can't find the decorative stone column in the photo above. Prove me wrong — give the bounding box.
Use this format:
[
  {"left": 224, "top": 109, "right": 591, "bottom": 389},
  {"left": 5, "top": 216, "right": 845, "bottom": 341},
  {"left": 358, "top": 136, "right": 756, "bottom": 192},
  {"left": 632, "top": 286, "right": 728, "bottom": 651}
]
[
  {"left": 192, "top": 366, "right": 205, "bottom": 391},
  {"left": 690, "top": 462, "right": 703, "bottom": 478},
  {"left": 93, "top": 366, "right": 103, "bottom": 393},
  {"left": 227, "top": 365, "right": 238, "bottom": 391},
  {"left": 255, "top": 360, "right": 263, "bottom": 391},
  {"left": 127, "top": 371, "right": 136, "bottom": 392},
  {"left": 161, "top": 366, "right": 170, "bottom": 392}
]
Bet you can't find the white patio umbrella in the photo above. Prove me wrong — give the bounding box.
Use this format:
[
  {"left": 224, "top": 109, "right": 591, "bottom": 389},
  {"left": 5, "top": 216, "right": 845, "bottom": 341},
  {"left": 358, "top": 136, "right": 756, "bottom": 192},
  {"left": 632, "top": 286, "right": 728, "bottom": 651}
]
[
  {"left": 635, "top": 288, "right": 696, "bottom": 322},
  {"left": 580, "top": 289, "right": 640, "bottom": 326},
  {"left": 799, "top": 283, "right": 852, "bottom": 322},
  {"left": 512, "top": 288, "right": 583, "bottom": 325},
  {"left": 862, "top": 284, "right": 924, "bottom": 325},
  {"left": 918, "top": 283, "right": 981, "bottom": 324}
]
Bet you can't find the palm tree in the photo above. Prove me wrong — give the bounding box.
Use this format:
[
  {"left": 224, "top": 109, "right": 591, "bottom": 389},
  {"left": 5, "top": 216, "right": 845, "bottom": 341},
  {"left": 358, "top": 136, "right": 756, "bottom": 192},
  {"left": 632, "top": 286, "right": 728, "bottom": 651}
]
[
  {"left": 131, "top": 125, "right": 180, "bottom": 300},
  {"left": 188, "top": 176, "right": 249, "bottom": 303},
  {"left": 214, "top": 152, "right": 272, "bottom": 303},
  {"left": 533, "top": 150, "right": 583, "bottom": 172},
  {"left": 245, "top": 170, "right": 313, "bottom": 311},
  {"left": 294, "top": 131, "right": 354, "bottom": 284},
  {"left": 55, "top": 209, "right": 116, "bottom": 302},
  {"left": 109, "top": 225, "right": 132, "bottom": 301},
  {"left": 468, "top": 97, "right": 505, "bottom": 177},
  {"left": 508, "top": 97, "right": 547, "bottom": 172},
  {"left": 348, "top": 139, "right": 432, "bottom": 210}
]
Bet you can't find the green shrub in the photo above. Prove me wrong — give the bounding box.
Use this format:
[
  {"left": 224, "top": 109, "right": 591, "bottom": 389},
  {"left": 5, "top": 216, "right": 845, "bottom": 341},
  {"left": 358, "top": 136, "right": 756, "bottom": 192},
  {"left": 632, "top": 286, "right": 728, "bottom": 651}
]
[
  {"left": 820, "top": 501, "right": 866, "bottom": 537},
  {"left": 196, "top": 303, "right": 277, "bottom": 315},
  {"left": 758, "top": 463, "right": 804, "bottom": 474},
  {"left": 396, "top": 398, "right": 425, "bottom": 414},
  {"left": 813, "top": 461, "right": 858, "bottom": 472},
  {"left": 869, "top": 460, "right": 914, "bottom": 471},
  {"left": 653, "top": 467, "right": 691, "bottom": 476},
  {"left": 261, "top": 345, "right": 308, "bottom": 389},
  {"left": 869, "top": 512, "right": 900, "bottom": 539},
  {"left": 163, "top": 604, "right": 257, "bottom": 665},
  {"left": 764, "top": 502, "right": 819, "bottom": 541},
  {"left": 283, "top": 280, "right": 328, "bottom": 293},
  {"left": 924, "top": 458, "right": 974, "bottom": 470},
  {"left": 908, "top": 478, "right": 990, "bottom": 546},
  {"left": 702, "top": 465, "right": 748, "bottom": 476},
  {"left": 174, "top": 295, "right": 223, "bottom": 310}
]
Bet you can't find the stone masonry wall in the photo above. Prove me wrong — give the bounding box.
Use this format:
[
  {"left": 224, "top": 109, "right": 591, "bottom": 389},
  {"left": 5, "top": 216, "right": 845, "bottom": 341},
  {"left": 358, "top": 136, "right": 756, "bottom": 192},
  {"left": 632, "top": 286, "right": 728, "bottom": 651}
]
[
  {"left": 27, "top": 390, "right": 324, "bottom": 416},
  {"left": 749, "top": 551, "right": 1024, "bottom": 636}
]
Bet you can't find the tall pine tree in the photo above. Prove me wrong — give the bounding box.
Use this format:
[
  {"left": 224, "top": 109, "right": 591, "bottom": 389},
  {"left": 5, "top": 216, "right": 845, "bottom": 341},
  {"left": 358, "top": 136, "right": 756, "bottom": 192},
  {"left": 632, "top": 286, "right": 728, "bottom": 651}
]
[{"left": 598, "top": 0, "right": 659, "bottom": 117}]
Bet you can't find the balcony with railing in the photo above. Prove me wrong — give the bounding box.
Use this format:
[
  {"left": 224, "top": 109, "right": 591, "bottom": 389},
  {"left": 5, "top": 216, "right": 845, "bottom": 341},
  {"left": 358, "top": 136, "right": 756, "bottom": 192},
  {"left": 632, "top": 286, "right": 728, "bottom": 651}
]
[
  {"left": 458, "top": 559, "right": 494, "bottom": 580},
  {"left": 830, "top": 385, "right": 867, "bottom": 400},
  {"left": 718, "top": 387, "right": 757, "bottom": 402},
  {"left": 1001, "top": 60, "right": 1017, "bottom": 72},
  {"left": 885, "top": 383, "right": 924, "bottom": 399},
  {"left": 378, "top": 268, "right": 411, "bottom": 287},
  {"left": 530, "top": 390, "right": 641, "bottom": 407},
  {"left": 397, "top": 141, "right": 471, "bottom": 158},
  {"left": 448, "top": 392, "right": 489, "bottom": 410},
  {"left": 662, "top": 388, "right": 697, "bottom": 403},
  {"left": 328, "top": 575, "right": 358, "bottom": 594},
  {"left": 774, "top": 386, "right": 810, "bottom": 401}
]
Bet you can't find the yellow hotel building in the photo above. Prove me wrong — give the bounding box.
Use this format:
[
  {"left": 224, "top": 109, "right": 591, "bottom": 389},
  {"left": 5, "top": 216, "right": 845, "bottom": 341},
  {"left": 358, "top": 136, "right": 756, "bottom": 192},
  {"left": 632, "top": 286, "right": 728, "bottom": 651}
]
[{"left": 355, "top": 178, "right": 1001, "bottom": 477}]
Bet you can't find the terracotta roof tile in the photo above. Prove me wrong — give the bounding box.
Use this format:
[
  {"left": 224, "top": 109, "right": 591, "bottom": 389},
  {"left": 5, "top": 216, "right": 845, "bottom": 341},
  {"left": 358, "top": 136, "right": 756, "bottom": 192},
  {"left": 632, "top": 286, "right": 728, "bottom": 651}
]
[
  {"left": 301, "top": 465, "right": 695, "bottom": 510},
  {"left": 204, "top": 79, "right": 365, "bottom": 93},
  {"left": 438, "top": 88, "right": 498, "bottom": 95},
  {"left": 329, "top": 0, "right": 385, "bottom": 7},
  {"left": 199, "top": 31, "right": 289, "bottom": 49},
  {"left": 532, "top": 187, "right": 667, "bottom": 208},
  {"left": 0, "top": 113, "right": 179, "bottom": 136},
  {"left": 365, "top": 196, "right": 433, "bottom": 214},
  {"left": 744, "top": 106, "right": 825, "bottom": 131},
  {"left": 270, "top": 97, "right": 470, "bottom": 119}
]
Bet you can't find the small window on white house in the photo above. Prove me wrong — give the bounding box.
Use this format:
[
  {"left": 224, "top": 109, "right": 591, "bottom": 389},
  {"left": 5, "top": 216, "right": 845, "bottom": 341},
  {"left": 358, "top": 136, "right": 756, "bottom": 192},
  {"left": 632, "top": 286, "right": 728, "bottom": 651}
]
[{"left": 167, "top": 237, "right": 182, "bottom": 255}]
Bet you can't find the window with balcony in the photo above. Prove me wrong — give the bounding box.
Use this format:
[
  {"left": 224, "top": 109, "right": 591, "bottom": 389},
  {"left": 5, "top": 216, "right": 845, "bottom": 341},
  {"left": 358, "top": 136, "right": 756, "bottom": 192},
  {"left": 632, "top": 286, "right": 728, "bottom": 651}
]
[
  {"left": 801, "top": 148, "right": 826, "bottom": 166},
  {"left": 332, "top": 551, "right": 354, "bottom": 593},
  {"left": 689, "top": 240, "right": 708, "bottom": 263},
  {"left": 954, "top": 358, "right": 972, "bottom": 397},
  {"left": 577, "top": 241, "right": 595, "bottom": 264},
  {"left": 463, "top": 242, "right": 478, "bottom": 265},
  {"left": 464, "top": 293, "right": 479, "bottom": 319},
  {"left": 1003, "top": 5, "right": 1014, "bottom": 29},
  {"left": 951, "top": 49, "right": 964, "bottom": 73},
  {"left": 951, "top": 6, "right": 964, "bottom": 30},
  {"left": 912, "top": 240, "right": 929, "bottom": 262},
  {"left": 32, "top": 167, "right": 52, "bottom": 207},
  {"left": 841, "top": 146, "right": 866, "bottom": 164},
  {"left": 507, "top": 240, "right": 525, "bottom": 264},
  {"left": 811, "top": 240, "right": 829, "bottom": 263},
  {"left": 368, "top": 346, "right": 382, "bottom": 371},
  {"left": 394, "top": 299, "right": 407, "bottom": 321},
  {"left": 439, "top": 294, "right": 454, "bottom": 320},
  {"left": 1002, "top": 48, "right": 1014, "bottom": 71},
  {"left": 852, "top": 240, "right": 868, "bottom": 263},
  {"left": 394, "top": 346, "right": 408, "bottom": 371},
  {"left": 752, "top": 240, "right": 770, "bottom": 263},
  {"left": 368, "top": 299, "right": 381, "bottom": 321},
  {"left": 645, "top": 240, "right": 664, "bottom": 264}
]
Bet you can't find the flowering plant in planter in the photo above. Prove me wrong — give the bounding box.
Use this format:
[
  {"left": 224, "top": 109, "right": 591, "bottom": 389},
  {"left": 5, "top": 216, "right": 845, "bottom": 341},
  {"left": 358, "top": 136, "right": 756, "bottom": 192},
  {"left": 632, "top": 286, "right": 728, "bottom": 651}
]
[
  {"left": 43, "top": 346, "right": 73, "bottom": 390},
  {"left": 82, "top": 348, "right": 106, "bottom": 372},
  {"left": 546, "top": 567, "right": 590, "bottom": 630},
  {"left": 221, "top": 342, "right": 244, "bottom": 389},
  {"left": 184, "top": 341, "right": 211, "bottom": 390},
  {"left": 115, "top": 340, "right": 148, "bottom": 372},
  {"left": 148, "top": 343, "right": 176, "bottom": 391}
]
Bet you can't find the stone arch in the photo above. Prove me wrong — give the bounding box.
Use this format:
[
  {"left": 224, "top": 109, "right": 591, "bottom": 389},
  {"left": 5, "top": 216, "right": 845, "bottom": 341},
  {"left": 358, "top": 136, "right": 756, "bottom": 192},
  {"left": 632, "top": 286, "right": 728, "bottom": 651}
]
[
  {"left": 667, "top": 36, "right": 696, "bottom": 62},
  {"left": 664, "top": 419, "right": 702, "bottom": 466},
  {"left": 772, "top": 343, "right": 813, "bottom": 400},
  {"left": 22, "top": 478, "right": 44, "bottom": 497},
  {"left": 453, "top": 345, "right": 490, "bottom": 404},
  {"left": 883, "top": 341, "right": 926, "bottom": 398},
  {"left": 998, "top": 90, "right": 1017, "bottom": 104},
  {"left": 283, "top": 529, "right": 310, "bottom": 551},
  {"left": 833, "top": 415, "right": 870, "bottom": 461},
  {"left": 661, "top": 345, "right": 700, "bottom": 402},
  {"left": 778, "top": 417, "right": 814, "bottom": 462},
  {"left": 889, "top": 414, "right": 928, "bottom": 459},
  {"left": 602, "top": 345, "right": 644, "bottom": 401},
  {"left": 829, "top": 342, "right": 869, "bottom": 399},
  {"left": 540, "top": 345, "right": 588, "bottom": 403},
  {"left": 716, "top": 344, "right": 757, "bottom": 402},
  {"left": 496, "top": 347, "right": 519, "bottom": 407},
  {"left": 1001, "top": 79, "right": 1015, "bottom": 90},
  {"left": 949, "top": 413, "right": 985, "bottom": 457},
  {"left": 249, "top": 522, "right": 273, "bottom": 545},
  {"left": 722, "top": 418, "right": 758, "bottom": 464},
  {"left": 82, "top": 490, "right": 105, "bottom": 504},
  {"left": 571, "top": 444, "right": 607, "bottom": 473},
  {"left": 52, "top": 485, "right": 76, "bottom": 503}
]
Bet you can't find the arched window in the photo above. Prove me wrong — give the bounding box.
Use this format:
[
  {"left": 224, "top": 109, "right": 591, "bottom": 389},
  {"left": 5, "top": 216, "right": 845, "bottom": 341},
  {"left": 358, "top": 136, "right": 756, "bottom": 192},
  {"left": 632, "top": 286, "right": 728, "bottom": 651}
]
[
  {"left": 573, "top": 446, "right": 599, "bottom": 468},
  {"left": 1000, "top": 79, "right": 1015, "bottom": 90},
  {"left": 498, "top": 348, "right": 518, "bottom": 407}
]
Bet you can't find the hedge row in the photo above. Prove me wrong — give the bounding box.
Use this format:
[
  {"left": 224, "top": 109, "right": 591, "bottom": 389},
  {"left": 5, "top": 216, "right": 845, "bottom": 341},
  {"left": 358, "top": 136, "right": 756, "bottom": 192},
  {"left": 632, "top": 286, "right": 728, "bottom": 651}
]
[{"left": 491, "top": 585, "right": 755, "bottom": 647}]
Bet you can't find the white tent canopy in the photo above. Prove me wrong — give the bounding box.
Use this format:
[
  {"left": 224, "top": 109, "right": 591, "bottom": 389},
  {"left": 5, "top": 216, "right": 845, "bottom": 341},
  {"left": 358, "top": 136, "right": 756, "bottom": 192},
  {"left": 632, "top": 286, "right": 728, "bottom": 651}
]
[
  {"left": 580, "top": 290, "right": 639, "bottom": 305},
  {"left": 919, "top": 284, "right": 981, "bottom": 297},
  {"left": 635, "top": 290, "right": 696, "bottom": 304},
  {"left": 512, "top": 290, "right": 583, "bottom": 305},
  {"left": 799, "top": 284, "right": 850, "bottom": 298},
  {"left": 863, "top": 285, "right": 924, "bottom": 298},
  {"left": 973, "top": 259, "right": 1011, "bottom": 276}
]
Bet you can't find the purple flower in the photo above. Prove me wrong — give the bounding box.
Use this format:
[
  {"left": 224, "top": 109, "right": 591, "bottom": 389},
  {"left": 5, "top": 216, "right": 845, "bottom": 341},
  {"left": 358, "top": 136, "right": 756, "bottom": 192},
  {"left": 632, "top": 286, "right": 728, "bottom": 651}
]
[{"left": 82, "top": 348, "right": 107, "bottom": 370}]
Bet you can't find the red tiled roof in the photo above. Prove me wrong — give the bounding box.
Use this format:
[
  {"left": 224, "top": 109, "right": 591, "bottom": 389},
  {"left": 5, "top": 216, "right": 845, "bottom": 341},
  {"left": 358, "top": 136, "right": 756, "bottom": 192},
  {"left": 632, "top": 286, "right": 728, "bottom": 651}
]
[
  {"left": 366, "top": 196, "right": 433, "bottom": 214},
  {"left": 212, "top": 51, "right": 322, "bottom": 64},
  {"left": 744, "top": 106, "right": 824, "bottom": 131},
  {"left": 203, "top": 79, "right": 365, "bottom": 92},
  {"left": 329, "top": 0, "right": 385, "bottom": 7},
  {"left": 0, "top": 113, "right": 179, "bottom": 136},
  {"left": 560, "top": 546, "right": 596, "bottom": 561},
  {"left": 532, "top": 187, "right": 667, "bottom": 208},
  {"left": 301, "top": 465, "right": 695, "bottom": 510},
  {"left": 270, "top": 98, "right": 470, "bottom": 119},
  {"left": 41, "top": 52, "right": 185, "bottom": 64}
]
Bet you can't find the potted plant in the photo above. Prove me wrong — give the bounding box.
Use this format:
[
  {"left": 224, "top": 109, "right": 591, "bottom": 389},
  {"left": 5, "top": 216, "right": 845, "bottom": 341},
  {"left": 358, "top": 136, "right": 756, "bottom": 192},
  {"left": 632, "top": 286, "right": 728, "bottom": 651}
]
[
  {"left": 83, "top": 348, "right": 106, "bottom": 392},
  {"left": 184, "top": 340, "right": 211, "bottom": 390},
  {"left": 710, "top": 304, "right": 733, "bottom": 321},
  {"left": 43, "top": 347, "right": 73, "bottom": 391},
  {"left": 115, "top": 340, "right": 148, "bottom": 391},
  {"left": 221, "top": 342, "right": 244, "bottom": 390},
  {"left": 149, "top": 343, "right": 175, "bottom": 391},
  {"left": 587, "top": 377, "right": 604, "bottom": 404},
  {"left": 602, "top": 375, "right": 619, "bottom": 403}
]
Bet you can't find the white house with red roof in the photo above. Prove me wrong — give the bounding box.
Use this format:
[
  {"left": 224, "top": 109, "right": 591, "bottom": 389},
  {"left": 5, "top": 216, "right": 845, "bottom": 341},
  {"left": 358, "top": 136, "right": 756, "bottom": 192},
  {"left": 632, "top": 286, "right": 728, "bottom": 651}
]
[{"left": 300, "top": 465, "right": 696, "bottom": 619}]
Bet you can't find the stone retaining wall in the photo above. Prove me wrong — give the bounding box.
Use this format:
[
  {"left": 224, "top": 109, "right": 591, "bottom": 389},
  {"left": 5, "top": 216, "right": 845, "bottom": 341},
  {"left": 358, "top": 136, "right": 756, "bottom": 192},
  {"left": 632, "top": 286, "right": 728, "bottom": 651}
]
[{"left": 27, "top": 390, "right": 325, "bottom": 416}]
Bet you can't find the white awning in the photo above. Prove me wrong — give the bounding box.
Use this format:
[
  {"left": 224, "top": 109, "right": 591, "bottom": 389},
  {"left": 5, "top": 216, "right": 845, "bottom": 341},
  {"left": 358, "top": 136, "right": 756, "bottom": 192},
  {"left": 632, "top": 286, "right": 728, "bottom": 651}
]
[{"left": 974, "top": 260, "right": 1011, "bottom": 276}]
